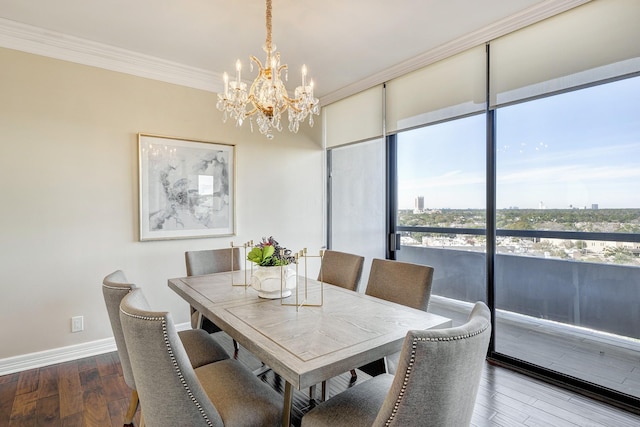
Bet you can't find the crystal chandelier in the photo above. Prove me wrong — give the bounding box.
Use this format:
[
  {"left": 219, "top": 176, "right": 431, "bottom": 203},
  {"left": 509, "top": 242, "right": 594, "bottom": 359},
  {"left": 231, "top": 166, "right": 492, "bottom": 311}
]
[{"left": 216, "top": 0, "right": 319, "bottom": 139}]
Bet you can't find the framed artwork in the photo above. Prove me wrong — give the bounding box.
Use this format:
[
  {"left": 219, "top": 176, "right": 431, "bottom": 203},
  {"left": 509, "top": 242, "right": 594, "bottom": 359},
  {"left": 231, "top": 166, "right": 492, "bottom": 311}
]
[{"left": 138, "top": 133, "right": 235, "bottom": 241}]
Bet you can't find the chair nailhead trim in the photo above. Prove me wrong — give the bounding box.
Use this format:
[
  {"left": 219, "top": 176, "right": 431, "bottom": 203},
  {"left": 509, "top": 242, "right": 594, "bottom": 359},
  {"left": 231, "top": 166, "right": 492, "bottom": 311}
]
[
  {"left": 120, "top": 308, "right": 214, "bottom": 427},
  {"left": 384, "top": 321, "right": 490, "bottom": 426}
]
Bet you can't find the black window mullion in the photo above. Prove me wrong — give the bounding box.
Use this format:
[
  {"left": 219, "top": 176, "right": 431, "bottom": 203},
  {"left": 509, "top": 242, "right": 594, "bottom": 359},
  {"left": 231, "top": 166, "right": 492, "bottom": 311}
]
[
  {"left": 486, "top": 42, "right": 497, "bottom": 355},
  {"left": 386, "top": 133, "right": 398, "bottom": 260}
]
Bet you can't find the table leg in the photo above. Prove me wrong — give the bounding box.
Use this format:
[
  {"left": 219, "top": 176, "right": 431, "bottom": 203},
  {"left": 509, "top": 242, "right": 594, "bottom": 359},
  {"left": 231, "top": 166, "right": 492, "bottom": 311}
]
[
  {"left": 282, "top": 381, "right": 293, "bottom": 427},
  {"left": 309, "top": 384, "right": 316, "bottom": 401}
]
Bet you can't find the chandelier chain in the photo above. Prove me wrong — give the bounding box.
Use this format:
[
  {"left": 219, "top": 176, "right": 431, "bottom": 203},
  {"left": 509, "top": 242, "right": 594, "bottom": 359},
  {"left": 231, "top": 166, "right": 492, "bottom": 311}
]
[{"left": 266, "top": 0, "right": 272, "bottom": 51}]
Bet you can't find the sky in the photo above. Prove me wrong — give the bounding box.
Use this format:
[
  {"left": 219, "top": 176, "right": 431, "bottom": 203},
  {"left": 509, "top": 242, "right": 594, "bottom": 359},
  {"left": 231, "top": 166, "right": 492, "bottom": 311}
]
[{"left": 397, "top": 76, "right": 640, "bottom": 210}]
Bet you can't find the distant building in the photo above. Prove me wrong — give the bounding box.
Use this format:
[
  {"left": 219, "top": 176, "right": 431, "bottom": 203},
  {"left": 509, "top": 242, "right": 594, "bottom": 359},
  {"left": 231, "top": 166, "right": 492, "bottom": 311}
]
[
  {"left": 414, "top": 196, "right": 424, "bottom": 213},
  {"left": 592, "top": 204, "right": 599, "bottom": 210},
  {"left": 539, "top": 201, "right": 546, "bottom": 209}
]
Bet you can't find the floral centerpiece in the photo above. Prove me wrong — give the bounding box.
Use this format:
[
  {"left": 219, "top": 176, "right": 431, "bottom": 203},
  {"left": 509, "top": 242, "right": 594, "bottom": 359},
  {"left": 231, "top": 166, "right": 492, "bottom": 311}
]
[
  {"left": 247, "top": 237, "right": 297, "bottom": 298},
  {"left": 247, "top": 236, "right": 296, "bottom": 266}
]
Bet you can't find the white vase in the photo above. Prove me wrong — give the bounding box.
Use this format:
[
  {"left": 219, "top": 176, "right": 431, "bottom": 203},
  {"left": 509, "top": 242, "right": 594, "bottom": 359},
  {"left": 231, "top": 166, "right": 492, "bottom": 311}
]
[{"left": 250, "top": 265, "right": 297, "bottom": 299}]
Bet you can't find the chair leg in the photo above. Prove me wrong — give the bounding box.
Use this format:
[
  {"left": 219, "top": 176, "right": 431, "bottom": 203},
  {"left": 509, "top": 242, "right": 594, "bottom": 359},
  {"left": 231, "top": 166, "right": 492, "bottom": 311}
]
[
  {"left": 232, "top": 339, "right": 239, "bottom": 352},
  {"left": 196, "top": 311, "right": 205, "bottom": 329},
  {"left": 310, "top": 380, "right": 328, "bottom": 402},
  {"left": 350, "top": 369, "right": 357, "bottom": 381},
  {"left": 358, "top": 358, "right": 387, "bottom": 377},
  {"left": 123, "top": 389, "right": 139, "bottom": 426}
]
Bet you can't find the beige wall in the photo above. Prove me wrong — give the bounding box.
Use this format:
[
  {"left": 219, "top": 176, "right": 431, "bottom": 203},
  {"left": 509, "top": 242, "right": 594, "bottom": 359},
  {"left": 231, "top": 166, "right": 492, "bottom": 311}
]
[{"left": 0, "top": 47, "right": 324, "bottom": 361}]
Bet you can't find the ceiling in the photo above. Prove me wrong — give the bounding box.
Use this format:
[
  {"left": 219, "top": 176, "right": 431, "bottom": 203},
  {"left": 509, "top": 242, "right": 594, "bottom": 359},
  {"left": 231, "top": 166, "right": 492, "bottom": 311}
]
[{"left": 0, "top": 0, "right": 579, "bottom": 104}]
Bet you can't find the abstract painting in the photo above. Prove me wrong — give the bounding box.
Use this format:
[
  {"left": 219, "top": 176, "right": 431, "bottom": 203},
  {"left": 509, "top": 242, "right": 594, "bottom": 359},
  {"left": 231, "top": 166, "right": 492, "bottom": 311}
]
[{"left": 138, "top": 134, "right": 235, "bottom": 240}]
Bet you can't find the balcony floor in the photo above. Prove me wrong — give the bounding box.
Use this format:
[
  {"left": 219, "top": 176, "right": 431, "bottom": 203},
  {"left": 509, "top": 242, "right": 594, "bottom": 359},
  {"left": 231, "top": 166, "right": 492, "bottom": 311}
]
[{"left": 429, "top": 295, "right": 640, "bottom": 401}]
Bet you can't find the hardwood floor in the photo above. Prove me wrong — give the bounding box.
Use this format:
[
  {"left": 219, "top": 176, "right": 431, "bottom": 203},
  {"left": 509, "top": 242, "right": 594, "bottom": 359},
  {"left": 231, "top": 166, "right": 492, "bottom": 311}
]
[
  {"left": 0, "top": 352, "right": 140, "bottom": 427},
  {"left": 1, "top": 334, "right": 639, "bottom": 427}
]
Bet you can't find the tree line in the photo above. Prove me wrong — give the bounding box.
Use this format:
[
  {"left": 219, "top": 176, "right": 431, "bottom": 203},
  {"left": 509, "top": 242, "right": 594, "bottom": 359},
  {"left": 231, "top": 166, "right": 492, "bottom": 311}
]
[{"left": 399, "top": 208, "right": 640, "bottom": 233}]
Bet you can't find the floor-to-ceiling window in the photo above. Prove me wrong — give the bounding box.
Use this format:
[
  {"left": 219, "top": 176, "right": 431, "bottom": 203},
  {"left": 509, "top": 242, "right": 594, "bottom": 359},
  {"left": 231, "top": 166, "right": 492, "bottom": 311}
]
[
  {"left": 395, "top": 114, "right": 487, "bottom": 321},
  {"left": 326, "top": 0, "right": 639, "bottom": 410},
  {"left": 494, "top": 75, "right": 640, "bottom": 400}
]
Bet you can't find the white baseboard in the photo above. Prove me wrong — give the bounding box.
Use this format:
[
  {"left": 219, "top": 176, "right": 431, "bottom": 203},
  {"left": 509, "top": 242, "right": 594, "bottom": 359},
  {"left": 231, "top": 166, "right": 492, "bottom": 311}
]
[
  {"left": 0, "top": 338, "right": 116, "bottom": 376},
  {"left": 0, "top": 321, "right": 190, "bottom": 376}
]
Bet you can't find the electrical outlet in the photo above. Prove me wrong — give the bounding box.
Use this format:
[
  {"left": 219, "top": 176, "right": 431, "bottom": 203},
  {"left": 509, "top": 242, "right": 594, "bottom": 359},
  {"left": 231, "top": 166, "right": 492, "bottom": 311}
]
[{"left": 71, "top": 316, "right": 84, "bottom": 333}]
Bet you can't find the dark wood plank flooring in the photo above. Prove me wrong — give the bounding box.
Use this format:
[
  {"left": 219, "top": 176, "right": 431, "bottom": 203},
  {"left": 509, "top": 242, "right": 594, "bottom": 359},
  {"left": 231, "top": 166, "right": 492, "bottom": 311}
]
[
  {"left": 1, "top": 332, "right": 639, "bottom": 427},
  {"left": 0, "top": 352, "right": 139, "bottom": 427}
]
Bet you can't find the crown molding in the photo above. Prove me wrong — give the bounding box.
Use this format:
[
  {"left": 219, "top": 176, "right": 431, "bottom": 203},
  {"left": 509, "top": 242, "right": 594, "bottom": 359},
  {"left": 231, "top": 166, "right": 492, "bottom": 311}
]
[
  {"left": 0, "top": 17, "right": 224, "bottom": 93},
  {"left": 0, "top": 0, "right": 590, "bottom": 104},
  {"left": 319, "top": 0, "right": 591, "bottom": 106}
]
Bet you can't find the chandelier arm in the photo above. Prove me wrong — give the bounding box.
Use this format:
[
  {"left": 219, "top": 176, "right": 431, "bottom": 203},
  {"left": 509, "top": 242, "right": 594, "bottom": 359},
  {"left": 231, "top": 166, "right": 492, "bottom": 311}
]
[
  {"left": 244, "top": 104, "right": 259, "bottom": 117},
  {"left": 277, "top": 103, "right": 289, "bottom": 115},
  {"left": 247, "top": 94, "right": 274, "bottom": 117},
  {"left": 282, "top": 95, "right": 303, "bottom": 113},
  {"left": 250, "top": 55, "right": 264, "bottom": 71}
]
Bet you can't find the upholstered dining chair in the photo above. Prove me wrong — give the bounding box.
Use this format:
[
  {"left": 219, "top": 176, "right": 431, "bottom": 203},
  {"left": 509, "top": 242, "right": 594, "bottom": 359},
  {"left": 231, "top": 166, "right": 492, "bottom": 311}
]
[
  {"left": 362, "top": 258, "right": 435, "bottom": 375},
  {"left": 102, "top": 270, "right": 230, "bottom": 427},
  {"left": 119, "top": 287, "right": 283, "bottom": 427},
  {"left": 185, "top": 248, "right": 241, "bottom": 353},
  {"left": 318, "top": 250, "right": 365, "bottom": 292},
  {"left": 301, "top": 302, "right": 491, "bottom": 427},
  {"left": 365, "top": 258, "right": 434, "bottom": 311}
]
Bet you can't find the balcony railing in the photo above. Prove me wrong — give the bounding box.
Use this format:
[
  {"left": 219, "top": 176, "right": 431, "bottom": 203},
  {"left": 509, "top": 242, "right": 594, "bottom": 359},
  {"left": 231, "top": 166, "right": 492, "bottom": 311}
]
[{"left": 398, "top": 244, "right": 640, "bottom": 339}]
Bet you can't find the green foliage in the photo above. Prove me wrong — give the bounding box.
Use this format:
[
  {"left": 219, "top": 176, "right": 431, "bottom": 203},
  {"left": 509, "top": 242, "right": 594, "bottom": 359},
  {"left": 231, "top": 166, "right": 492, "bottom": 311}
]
[
  {"left": 398, "top": 208, "right": 640, "bottom": 233},
  {"left": 247, "top": 236, "right": 295, "bottom": 266},
  {"left": 603, "top": 246, "right": 635, "bottom": 264},
  {"left": 247, "top": 245, "right": 276, "bottom": 265}
]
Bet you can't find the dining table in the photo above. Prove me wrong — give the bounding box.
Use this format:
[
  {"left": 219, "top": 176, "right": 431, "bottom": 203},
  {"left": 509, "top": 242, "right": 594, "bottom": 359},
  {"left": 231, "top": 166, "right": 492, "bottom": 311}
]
[{"left": 168, "top": 270, "right": 452, "bottom": 427}]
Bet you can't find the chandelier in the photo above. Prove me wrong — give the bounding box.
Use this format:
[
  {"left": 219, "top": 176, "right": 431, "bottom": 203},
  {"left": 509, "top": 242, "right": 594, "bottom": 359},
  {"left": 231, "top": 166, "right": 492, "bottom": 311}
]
[{"left": 216, "top": 0, "right": 320, "bottom": 139}]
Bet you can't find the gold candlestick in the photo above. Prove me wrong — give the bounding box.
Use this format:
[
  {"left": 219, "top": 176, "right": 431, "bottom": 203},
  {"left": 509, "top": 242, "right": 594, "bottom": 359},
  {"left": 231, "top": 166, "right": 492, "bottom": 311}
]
[
  {"left": 229, "top": 241, "right": 250, "bottom": 287},
  {"left": 282, "top": 247, "right": 324, "bottom": 310}
]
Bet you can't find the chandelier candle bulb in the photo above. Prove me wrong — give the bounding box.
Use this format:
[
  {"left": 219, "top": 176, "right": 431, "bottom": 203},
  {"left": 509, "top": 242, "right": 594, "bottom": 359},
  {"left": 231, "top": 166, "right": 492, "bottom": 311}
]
[
  {"left": 236, "top": 59, "right": 241, "bottom": 83},
  {"left": 302, "top": 65, "right": 307, "bottom": 87},
  {"left": 223, "top": 72, "right": 229, "bottom": 97}
]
